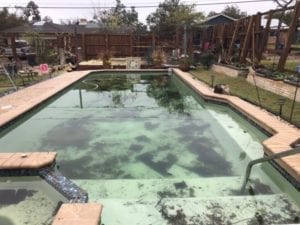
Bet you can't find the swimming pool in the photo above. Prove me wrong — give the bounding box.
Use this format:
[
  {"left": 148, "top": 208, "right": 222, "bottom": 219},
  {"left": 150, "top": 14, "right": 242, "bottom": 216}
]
[
  {"left": 0, "top": 176, "right": 67, "bottom": 225},
  {"left": 0, "top": 72, "right": 299, "bottom": 224}
]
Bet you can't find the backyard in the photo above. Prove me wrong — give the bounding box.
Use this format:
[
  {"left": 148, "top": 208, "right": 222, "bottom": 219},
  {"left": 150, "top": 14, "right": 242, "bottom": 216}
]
[{"left": 191, "top": 68, "right": 300, "bottom": 127}]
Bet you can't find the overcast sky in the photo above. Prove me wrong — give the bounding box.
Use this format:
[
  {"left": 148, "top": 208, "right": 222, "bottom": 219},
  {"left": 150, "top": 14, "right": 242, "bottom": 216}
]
[{"left": 0, "top": 0, "right": 290, "bottom": 24}]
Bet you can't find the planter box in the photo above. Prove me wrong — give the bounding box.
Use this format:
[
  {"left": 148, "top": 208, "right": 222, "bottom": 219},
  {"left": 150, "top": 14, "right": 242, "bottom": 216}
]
[
  {"left": 247, "top": 73, "right": 300, "bottom": 102},
  {"left": 255, "top": 72, "right": 284, "bottom": 81},
  {"left": 211, "top": 64, "right": 249, "bottom": 78},
  {"left": 284, "top": 79, "right": 300, "bottom": 87}
]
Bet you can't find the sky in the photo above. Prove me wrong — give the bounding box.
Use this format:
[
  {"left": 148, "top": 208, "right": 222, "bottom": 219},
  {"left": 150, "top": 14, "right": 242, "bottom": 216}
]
[{"left": 0, "top": 0, "right": 291, "bottom": 24}]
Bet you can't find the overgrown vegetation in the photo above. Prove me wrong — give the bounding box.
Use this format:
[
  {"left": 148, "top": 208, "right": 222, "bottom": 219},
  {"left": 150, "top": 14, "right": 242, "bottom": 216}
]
[{"left": 191, "top": 68, "right": 300, "bottom": 127}]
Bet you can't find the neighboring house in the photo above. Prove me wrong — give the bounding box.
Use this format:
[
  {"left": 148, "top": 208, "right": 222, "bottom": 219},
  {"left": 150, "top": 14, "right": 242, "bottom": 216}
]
[{"left": 203, "top": 14, "right": 236, "bottom": 26}]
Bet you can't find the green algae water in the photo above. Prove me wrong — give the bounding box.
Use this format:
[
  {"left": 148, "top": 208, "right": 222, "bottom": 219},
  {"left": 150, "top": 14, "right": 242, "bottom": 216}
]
[{"left": 0, "top": 72, "right": 299, "bottom": 224}]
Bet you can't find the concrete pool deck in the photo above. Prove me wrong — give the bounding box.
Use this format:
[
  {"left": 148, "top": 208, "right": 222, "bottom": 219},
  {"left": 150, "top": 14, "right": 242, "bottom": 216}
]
[
  {"left": 52, "top": 203, "right": 103, "bottom": 225},
  {"left": 0, "top": 70, "right": 92, "bottom": 126},
  {"left": 0, "top": 152, "right": 56, "bottom": 169}
]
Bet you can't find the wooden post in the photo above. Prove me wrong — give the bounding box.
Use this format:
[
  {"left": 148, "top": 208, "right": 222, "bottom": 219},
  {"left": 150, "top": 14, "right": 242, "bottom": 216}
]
[
  {"left": 175, "top": 27, "right": 179, "bottom": 49},
  {"left": 105, "top": 33, "right": 109, "bottom": 53},
  {"left": 254, "top": 13, "right": 261, "bottom": 61},
  {"left": 130, "top": 33, "right": 133, "bottom": 56},
  {"left": 11, "top": 35, "right": 18, "bottom": 63},
  {"left": 58, "top": 35, "right": 66, "bottom": 65},
  {"left": 81, "top": 34, "right": 86, "bottom": 60},
  {"left": 211, "top": 26, "right": 216, "bottom": 43},
  {"left": 152, "top": 31, "right": 155, "bottom": 49},
  {"left": 227, "top": 20, "right": 240, "bottom": 62},
  {"left": 257, "top": 10, "right": 273, "bottom": 61},
  {"left": 240, "top": 16, "right": 255, "bottom": 63},
  {"left": 277, "top": 2, "right": 300, "bottom": 71}
]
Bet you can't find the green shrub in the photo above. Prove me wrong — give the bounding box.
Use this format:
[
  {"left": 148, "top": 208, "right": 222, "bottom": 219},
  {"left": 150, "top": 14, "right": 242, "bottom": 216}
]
[
  {"left": 178, "top": 57, "right": 192, "bottom": 72},
  {"left": 200, "top": 53, "right": 216, "bottom": 69}
]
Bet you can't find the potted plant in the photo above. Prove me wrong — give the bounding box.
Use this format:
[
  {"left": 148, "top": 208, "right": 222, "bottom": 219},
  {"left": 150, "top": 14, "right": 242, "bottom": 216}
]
[
  {"left": 178, "top": 56, "right": 192, "bottom": 72},
  {"left": 151, "top": 48, "right": 167, "bottom": 68},
  {"left": 101, "top": 51, "right": 111, "bottom": 69}
]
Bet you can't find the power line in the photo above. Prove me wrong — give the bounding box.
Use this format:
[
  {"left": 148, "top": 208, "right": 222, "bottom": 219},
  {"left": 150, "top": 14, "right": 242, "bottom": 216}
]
[{"left": 0, "top": 0, "right": 275, "bottom": 9}]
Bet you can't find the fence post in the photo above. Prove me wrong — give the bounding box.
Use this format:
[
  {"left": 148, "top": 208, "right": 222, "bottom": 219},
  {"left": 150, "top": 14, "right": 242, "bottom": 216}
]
[
  {"left": 277, "top": 2, "right": 300, "bottom": 71},
  {"left": 240, "top": 16, "right": 255, "bottom": 63},
  {"left": 81, "top": 34, "right": 86, "bottom": 60},
  {"left": 227, "top": 20, "right": 240, "bottom": 62},
  {"left": 257, "top": 10, "right": 273, "bottom": 62}
]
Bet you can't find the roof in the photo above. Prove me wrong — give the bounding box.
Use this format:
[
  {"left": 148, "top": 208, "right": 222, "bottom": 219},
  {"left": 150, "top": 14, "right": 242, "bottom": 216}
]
[
  {"left": 204, "top": 13, "right": 237, "bottom": 23},
  {"left": 0, "top": 22, "right": 71, "bottom": 34},
  {"left": 0, "top": 22, "right": 134, "bottom": 34}
]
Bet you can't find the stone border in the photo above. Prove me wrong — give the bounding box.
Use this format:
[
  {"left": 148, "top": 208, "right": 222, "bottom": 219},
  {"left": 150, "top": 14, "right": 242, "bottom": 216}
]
[
  {"left": 211, "top": 64, "right": 249, "bottom": 77},
  {"left": 174, "top": 68, "right": 300, "bottom": 183},
  {"left": 247, "top": 68, "right": 300, "bottom": 102}
]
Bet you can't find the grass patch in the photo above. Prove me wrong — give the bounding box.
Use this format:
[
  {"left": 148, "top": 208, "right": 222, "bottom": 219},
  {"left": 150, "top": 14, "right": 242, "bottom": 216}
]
[
  {"left": 0, "top": 72, "right": 63, "bottom": 96},
  {"left": 191, "top": 68, "right": 300, "bottom": 127}
]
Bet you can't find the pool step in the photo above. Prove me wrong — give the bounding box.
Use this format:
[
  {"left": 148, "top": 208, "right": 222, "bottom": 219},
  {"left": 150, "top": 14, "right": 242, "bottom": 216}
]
[
  {"left": 75, "top": 176, "right": 279, "bottom": 200},
  {"left": 97, "top": 194, "right": 299, "bottom": 225}
]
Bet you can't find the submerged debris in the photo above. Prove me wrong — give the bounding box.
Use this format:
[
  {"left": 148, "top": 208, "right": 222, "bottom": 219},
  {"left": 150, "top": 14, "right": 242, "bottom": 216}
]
[{"left": 173, "top": 181, "right": 187, "bottom": 190}]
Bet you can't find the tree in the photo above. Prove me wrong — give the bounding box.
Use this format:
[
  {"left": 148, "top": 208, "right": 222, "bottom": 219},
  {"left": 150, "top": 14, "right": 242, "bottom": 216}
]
[
  {"left": 146, "top": 0, "right": 204, "bottom": 35},
  {"left": 23, "top": 1, "right": 41, "bottom": 23},
  {"left": 94, "top": 0, "right": 145, "bottom": 31},
  {"left": 273, "top": 0, "right": 295, "bottom": 8},
  {"left": 207, "top": 11, "right": 218, "bottom": 17},
  {"left": 272, "top": 10, "right": 294, "bottom": 25},
  {"left": 0, "top": 7, "right": 25, "bottom": 31},
  {"left": 43, "top": 16, "right": 53, "bottom": 23},
  {"left": 222, "top": 5, "right": 247, "bottom": 19}
]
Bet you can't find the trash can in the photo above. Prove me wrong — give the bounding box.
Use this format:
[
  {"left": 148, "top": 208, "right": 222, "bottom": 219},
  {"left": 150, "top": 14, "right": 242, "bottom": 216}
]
[{"left": 26, "top": 53, "right": 36, "bottom": 66}]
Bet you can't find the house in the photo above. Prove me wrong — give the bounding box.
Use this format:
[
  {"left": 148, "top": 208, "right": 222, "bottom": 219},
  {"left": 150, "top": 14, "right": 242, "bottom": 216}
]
[{"left": 203, "top": 14, "right": 236, "bottom": 26}]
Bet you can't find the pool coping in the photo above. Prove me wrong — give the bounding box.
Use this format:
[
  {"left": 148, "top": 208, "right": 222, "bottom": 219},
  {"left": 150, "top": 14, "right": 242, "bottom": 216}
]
[{"left": 173, "top": 68, "right": 300, "bottom": 183}]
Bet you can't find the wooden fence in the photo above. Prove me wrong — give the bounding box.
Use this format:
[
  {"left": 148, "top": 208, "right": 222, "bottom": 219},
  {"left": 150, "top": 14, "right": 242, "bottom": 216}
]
[{"left": 201, "top": 2, "right": 300, "bottom": 71}]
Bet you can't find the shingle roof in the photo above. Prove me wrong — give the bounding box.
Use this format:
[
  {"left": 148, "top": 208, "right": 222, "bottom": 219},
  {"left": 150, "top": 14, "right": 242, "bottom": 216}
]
[{"left": 204, "top": 13, "right": 237, "bottom": 23}]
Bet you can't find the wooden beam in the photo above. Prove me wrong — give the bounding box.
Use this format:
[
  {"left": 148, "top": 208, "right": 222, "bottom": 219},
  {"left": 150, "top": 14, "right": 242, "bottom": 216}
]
[
  {"left": 227, "top": 20, "right": 240, "bottom": 62},
  {"left": 257, "top": 10, "right": 273, "bottom": 61},
  {"left": 240, "top": 16, "right": 255, "bottom": 63},
  {"left": 277, "top": 1, "right": 300, "bottom": 71},
  {"left": 254, "top": 13, "right": 261, "bottom": 60},
  {"left": 81, "top": 34, "right": 86, "bottom": 60},
  {"left": 130, "top": 32, "right": 133, "bottom": 56}
]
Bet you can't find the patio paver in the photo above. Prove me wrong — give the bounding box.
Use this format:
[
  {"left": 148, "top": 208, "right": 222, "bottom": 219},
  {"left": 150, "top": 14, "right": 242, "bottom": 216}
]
[
  {"left": 52, "top": 203, "right": 103, "bottom": 225},
  {"left": 0, "top": 70, "right": 92, "bottom": 126},
  {"left": 0, "top": 152, "right": 56, "bottom": 169}
]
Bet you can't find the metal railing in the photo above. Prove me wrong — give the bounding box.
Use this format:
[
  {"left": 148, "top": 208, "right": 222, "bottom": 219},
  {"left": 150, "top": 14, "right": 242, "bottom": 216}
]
[{"left": 241, "top": 146, "right": 300, "bottom": 192}]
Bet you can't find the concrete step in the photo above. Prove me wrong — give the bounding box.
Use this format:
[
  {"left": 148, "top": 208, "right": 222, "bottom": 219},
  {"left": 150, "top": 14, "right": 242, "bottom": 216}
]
[
  {"left": 75, "top": 176, "right": 279, "bottom": 200},
  {"left": 93, "top": 194, "right": 300, "bottom": 225},
  {"left": 96, "top": 194, "right": 299, "bottom": 225}
]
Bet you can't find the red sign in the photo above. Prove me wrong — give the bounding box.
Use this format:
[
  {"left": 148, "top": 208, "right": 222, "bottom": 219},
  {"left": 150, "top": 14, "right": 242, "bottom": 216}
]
[{"left": 39, "top": 64, "right": 49, "bottom": 73}]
